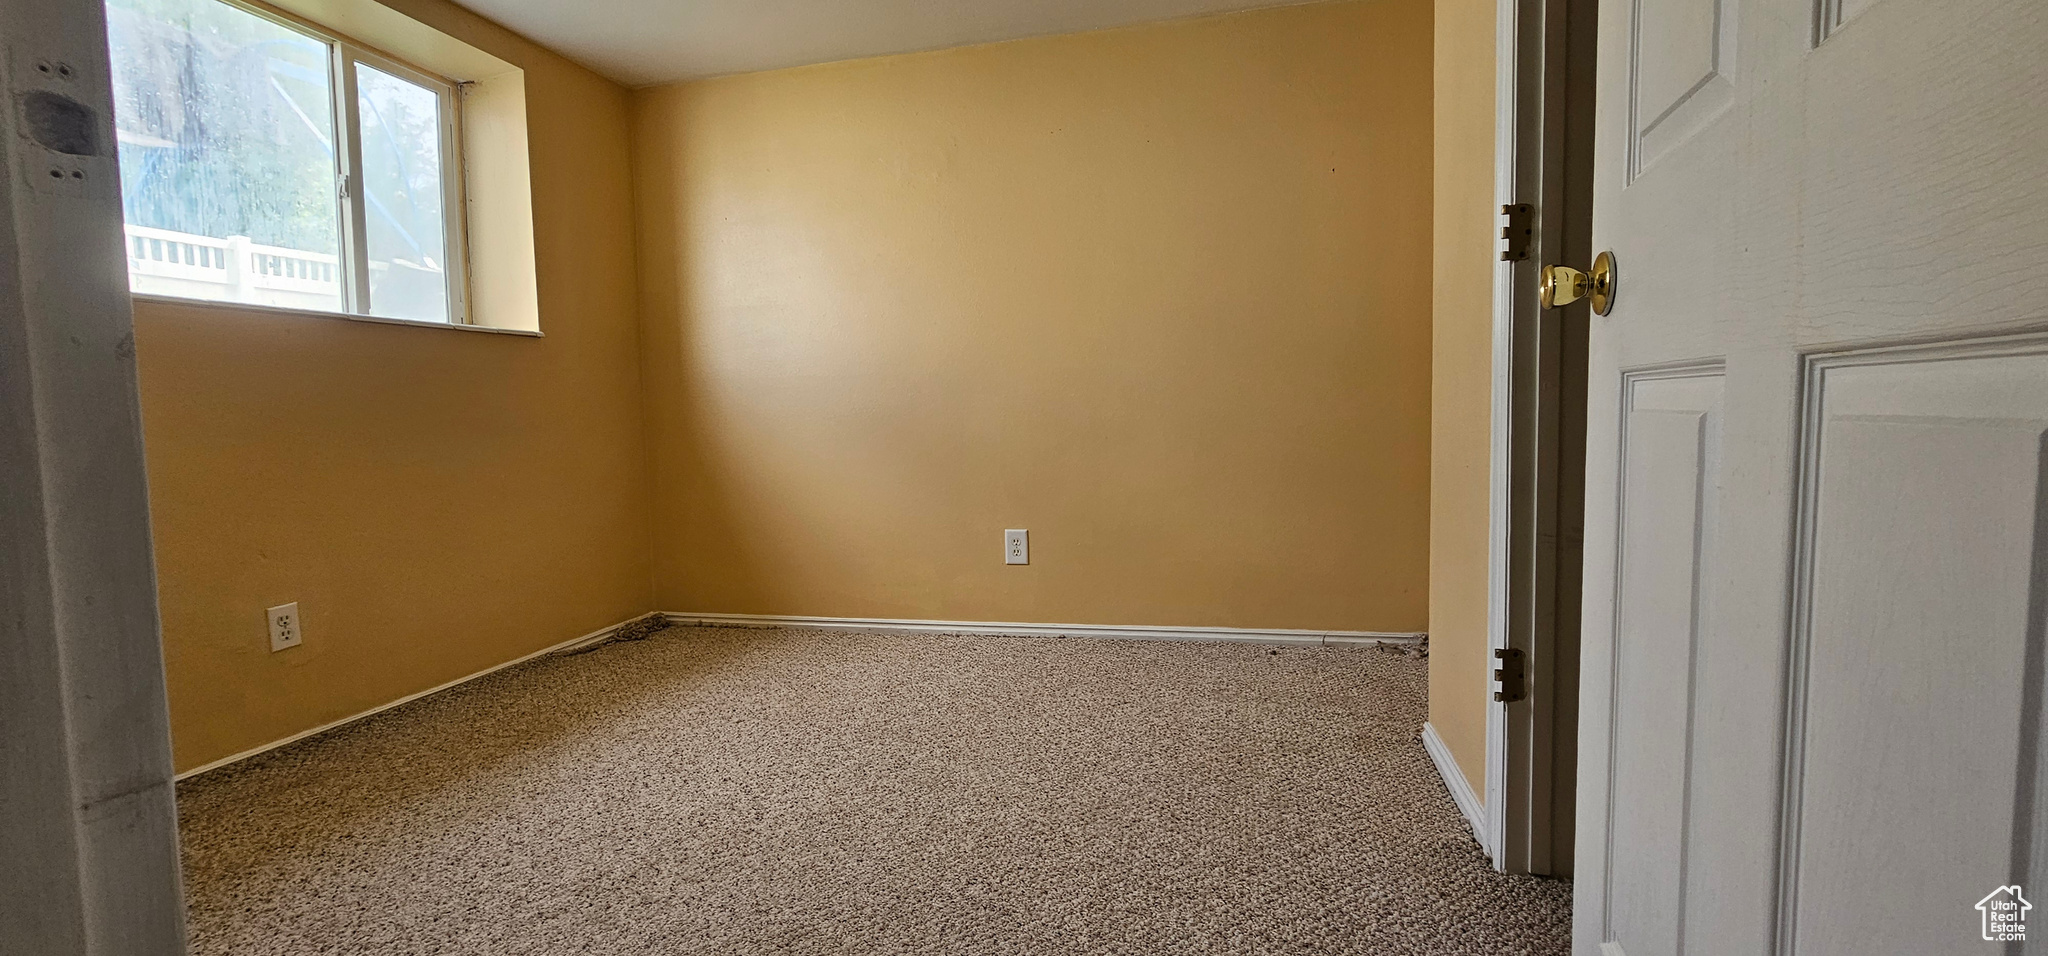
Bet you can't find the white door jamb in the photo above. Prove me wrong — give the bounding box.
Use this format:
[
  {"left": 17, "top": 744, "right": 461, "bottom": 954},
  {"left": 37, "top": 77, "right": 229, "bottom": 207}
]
[{"left": 0, "top": 0, "right": 189, "bottom": 950}]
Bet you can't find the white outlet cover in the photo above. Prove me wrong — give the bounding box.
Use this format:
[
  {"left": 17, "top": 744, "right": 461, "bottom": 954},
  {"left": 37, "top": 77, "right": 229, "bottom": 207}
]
[
  {"left": 267, "top": 602, "right": 302, "bottom": 652},
  {"left": 1005, "top": 529, "right": 1029, "bottom": 565}
]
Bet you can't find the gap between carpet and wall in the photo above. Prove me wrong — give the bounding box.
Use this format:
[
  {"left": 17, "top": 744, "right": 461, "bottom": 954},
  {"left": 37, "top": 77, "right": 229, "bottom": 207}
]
[{"left": 175, "top": 612, "right": 1428, "bottom": 782}]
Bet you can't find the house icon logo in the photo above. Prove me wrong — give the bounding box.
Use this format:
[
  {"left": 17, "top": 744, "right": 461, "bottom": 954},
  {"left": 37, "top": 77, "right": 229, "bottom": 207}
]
[{"left": 1978, "top": 885, "right": 2031, "bottom": 942}]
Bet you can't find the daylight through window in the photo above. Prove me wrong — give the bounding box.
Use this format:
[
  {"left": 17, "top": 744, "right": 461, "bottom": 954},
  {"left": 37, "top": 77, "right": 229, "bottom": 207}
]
[{"left": 106, "top": 0, "right": 467, "bottom": 324}]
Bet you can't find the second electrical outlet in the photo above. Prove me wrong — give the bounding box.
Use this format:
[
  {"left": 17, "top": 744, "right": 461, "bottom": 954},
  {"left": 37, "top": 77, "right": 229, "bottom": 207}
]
[{"left": 1005, "top": 529, "right": 1029, "bottom": 565}]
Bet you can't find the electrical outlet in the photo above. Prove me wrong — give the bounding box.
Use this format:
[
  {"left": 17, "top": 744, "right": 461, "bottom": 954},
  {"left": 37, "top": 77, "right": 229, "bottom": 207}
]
[
  {"left": 267, "top": 602, "right": 302, "bottom": 652},
  {"left": 1004, "top": 529, "right": 1029, "bottom": 565}
]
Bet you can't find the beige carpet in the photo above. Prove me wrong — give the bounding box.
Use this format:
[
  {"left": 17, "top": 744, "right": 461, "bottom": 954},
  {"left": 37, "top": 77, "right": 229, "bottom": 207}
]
[{"left": 176, "top": 625, "right": 1572, "bottom": 955}]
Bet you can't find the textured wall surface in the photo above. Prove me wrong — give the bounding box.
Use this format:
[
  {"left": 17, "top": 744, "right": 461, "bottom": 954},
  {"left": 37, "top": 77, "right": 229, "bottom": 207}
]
[
  {"left": 137, "top": 0, "right": 653, "bottom": 773},
  {"left": 633, "top": 0, "right": 1435, "bottom": 633}
]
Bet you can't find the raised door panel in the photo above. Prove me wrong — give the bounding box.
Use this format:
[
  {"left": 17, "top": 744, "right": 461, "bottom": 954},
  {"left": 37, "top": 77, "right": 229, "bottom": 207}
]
[
  {"left": 1604, "top": 371, "right": 1724, "bottom": 956},
  {"left": 1785, "top": 341, "right": 2048, "bottom": 955},
  {"left": 1817, "top": 0, "right": 1883, "bottom": 42},
  {"left": 1628, "top": 0, "right": 1737, "bottom": 179}
]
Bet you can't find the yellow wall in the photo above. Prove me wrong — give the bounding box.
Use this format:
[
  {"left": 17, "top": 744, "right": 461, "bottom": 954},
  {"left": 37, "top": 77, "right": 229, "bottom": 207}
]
[
  {"left": 137, "top": 0, "right": 652, "bottom": 773},
  {"left": 1427, "top": 0, "right": 1496, "bottom": 790},
  {"left": 631, "top": 0, "right": 1434, "bottom": 632}
]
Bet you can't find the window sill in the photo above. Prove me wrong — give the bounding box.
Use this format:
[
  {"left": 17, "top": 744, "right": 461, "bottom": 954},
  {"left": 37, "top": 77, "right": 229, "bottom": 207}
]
[{"left": 130, "top": 294, "right": 543, "bottom": 338}]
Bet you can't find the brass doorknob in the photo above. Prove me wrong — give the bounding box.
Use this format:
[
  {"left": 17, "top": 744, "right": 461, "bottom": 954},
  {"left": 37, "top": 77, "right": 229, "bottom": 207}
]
[{"left": 1541, "top": 250, "right": 1618, "bottom": 315}]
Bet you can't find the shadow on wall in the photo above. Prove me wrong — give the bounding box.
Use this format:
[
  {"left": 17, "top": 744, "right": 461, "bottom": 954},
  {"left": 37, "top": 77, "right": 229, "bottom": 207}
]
[
  {"left": 627, "top": 0, "right": 1436, "bottom": 633},
  {"left": 630, "top": 112, "right": 766, "bottom": 616}
]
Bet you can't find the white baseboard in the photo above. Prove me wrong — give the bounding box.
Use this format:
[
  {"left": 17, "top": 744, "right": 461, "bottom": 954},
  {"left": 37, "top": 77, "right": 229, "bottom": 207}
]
[
  {"left": 1422, "top": 720, "right": 1492, "bottom": 855},
  {"left": 173, "top": 613, "right": 647, "bottom": 781},
  {"left": 662, "top": 611, "right": 1424, "bottom": 647},
  {"left": 176, "top": 611, "right": 1422, "bottom": 781}
]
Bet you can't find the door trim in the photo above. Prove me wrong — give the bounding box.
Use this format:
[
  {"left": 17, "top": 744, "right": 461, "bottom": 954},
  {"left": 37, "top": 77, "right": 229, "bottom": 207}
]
[
  {"left": 0, "top": 0, "right": 189, "bottom": 948},
  {"left": 1482, "top": 0, "right": 1522, "bottom": 873},
  {"left": 1485, "top": 0, "right": 1599, "bottom": 876}
]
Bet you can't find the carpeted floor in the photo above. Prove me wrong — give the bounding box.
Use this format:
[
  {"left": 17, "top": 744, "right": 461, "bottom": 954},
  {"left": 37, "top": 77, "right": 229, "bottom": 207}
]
[{"left": 175, "top": 625, "right": 1572, "bottom": 955}]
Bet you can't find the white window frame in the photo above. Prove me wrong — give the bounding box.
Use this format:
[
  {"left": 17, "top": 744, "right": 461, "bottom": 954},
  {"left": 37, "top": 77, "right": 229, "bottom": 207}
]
[
  {"left": 331, "top": 41, "right": 470, "bottom": 324},
  {"left": 168, "top": 0, "right": 473, "bottom": 324}
]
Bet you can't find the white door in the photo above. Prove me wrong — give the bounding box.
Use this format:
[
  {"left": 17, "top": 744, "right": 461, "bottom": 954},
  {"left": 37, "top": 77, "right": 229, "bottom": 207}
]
[{"left": 1572, "top": 0, "right": 2048, "bottom": 953}]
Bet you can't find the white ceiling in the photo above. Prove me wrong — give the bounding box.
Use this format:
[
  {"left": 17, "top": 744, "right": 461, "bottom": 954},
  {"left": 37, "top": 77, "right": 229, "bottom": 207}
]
[{"left": 450, "top": 0, "right": 1317, "bottom": 87}]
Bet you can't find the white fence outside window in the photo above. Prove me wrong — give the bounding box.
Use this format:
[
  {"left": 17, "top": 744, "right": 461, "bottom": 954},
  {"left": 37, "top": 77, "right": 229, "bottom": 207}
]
[{"left": 124, "top": 224, "right": 407, "bottom": 313}]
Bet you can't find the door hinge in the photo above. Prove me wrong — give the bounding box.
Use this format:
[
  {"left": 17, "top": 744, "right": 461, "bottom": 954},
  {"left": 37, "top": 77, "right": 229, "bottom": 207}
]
[
  {"left": 1500, "top": 203, "right": 1533, "bottom": 262},
  {"left": 1493, "top": 647, "right": 1526, "bottom": 702}
]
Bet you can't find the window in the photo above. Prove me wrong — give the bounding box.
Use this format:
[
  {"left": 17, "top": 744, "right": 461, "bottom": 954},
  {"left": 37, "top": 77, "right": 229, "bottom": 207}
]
[{"left": 106, "top": 0, "right": 468, "bottom": 324}]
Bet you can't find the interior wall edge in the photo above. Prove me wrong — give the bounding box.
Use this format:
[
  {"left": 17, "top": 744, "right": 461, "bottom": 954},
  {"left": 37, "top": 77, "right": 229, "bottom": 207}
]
[
  {"left": 1426, "top": 0, "right": 1501, "bottom": 796},
  {"left": 1422, "top": 719, "right": 1492, "bottom": 855}
]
